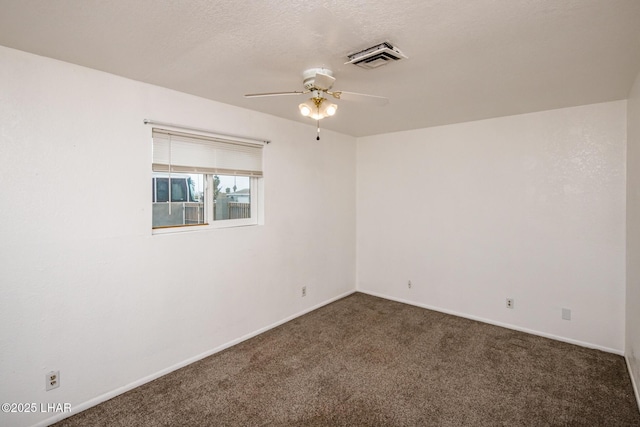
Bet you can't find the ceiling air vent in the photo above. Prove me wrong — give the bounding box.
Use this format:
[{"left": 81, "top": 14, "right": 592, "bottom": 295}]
[{"left": 345, "top": 42, "right": 407, "bottom": 69}]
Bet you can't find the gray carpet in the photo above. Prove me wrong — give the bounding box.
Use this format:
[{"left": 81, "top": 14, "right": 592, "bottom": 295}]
[{"left": 55, "top": 293, "right": 640, "bottom": 426}]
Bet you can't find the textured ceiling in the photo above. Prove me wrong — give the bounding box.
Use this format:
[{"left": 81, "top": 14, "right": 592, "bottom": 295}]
[{"left": 1, "top": 0, "right": 640, "bottom": 137}]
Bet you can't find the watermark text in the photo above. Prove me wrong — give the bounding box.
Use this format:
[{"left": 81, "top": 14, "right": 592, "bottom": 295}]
[{"left": 2, "top": 402, "right": 71, "bottom": 413}]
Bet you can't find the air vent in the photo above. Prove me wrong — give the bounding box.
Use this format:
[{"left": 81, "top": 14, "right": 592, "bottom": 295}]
[{"left": 345, "top": 42, "right": 407, "bottom": 69}]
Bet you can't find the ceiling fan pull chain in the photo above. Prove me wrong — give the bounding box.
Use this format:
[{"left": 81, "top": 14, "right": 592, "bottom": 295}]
[{"left": 317, "top": 120, "right": 320, "bottom": 141}]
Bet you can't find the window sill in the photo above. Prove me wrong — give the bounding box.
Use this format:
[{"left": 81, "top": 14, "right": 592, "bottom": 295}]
[{"left": 152, "top": 220, "right": 258, "bottom": 235}]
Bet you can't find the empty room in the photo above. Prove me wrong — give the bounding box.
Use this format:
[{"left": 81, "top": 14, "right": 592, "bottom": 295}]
[{"left": 1, "top": 1, "right": 640, "bottom": 426}]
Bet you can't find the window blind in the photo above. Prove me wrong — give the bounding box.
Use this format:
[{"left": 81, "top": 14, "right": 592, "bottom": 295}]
[{"left": 152, "top": 129, "right": 263, "bottom": 177}]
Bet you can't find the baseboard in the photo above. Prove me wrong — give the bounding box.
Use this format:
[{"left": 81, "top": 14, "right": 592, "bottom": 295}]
[
  {"left": 357, "top": 289, "right": 624, "bottom": 356},
  {"left": 34, "top": 289, "right": 356, "bottom": 427},
  {"left": 625, "top": 355, "right": 640, "bottom": 412}
]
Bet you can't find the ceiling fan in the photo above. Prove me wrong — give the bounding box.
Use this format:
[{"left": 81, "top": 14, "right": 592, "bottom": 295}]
[{"left": 244, "top": 68, "right": 388, "bottom": 140}]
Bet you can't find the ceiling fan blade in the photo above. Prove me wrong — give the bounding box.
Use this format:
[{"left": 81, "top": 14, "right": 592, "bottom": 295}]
[
  {"left": 331, "top": 91, "right": 389, "bottom": 106},
  {"left": 244, "top": 91, "right": 307, "bottom": 98},
  {"left": 314, "top": 72, "right": 336, "bottom": 91}
]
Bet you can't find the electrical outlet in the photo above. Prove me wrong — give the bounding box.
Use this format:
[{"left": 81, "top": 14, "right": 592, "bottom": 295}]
[
  {"left": 506, "top": 298, "right": 514, "bottom": 309},
  {"left": 408, "top": 280, "right": 412, "bottom": 289},
  {"left": 46, "top": 371, "right": 60, "bottom": 391},
  {"left": 562, "top": 308, "right": 571, "bottom": 320},
  {"left": 302, "top": 286, "right": 306, "bottom": 297}
]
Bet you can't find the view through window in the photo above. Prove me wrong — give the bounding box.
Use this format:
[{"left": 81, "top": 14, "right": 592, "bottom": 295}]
[{"left": 152, "top": 173, "right": 253, "bottom": 228}]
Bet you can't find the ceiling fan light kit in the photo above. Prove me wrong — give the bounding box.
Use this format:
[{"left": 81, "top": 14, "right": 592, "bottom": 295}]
[{"left": 299, "top": 94, "right": 338, "bottom": 121}]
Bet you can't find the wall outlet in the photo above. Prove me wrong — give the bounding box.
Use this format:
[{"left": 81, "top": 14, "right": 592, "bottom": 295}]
[
  {"left": 506, "top": 298, "right": 514, "bottom": 309},
  {"left": 408, "top": 280, "right": 412, "bottom": 289},
  {"left": 46, "top": 371, "right": 60, "bottom": 391},
  {"left": 302, "top": 286, "right": 306, "bottom": 297},
  {"left": 562, "top": 308, "right": 571, "bottom": 320}
]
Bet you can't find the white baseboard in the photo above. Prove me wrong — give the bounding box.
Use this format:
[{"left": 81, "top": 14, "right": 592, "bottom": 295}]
[
  {"left": 358, "top": 289, "right": 623, "bottom": 356},
  {"left": 34, "top": 289, "right": 356, "bottom": 427},
  {"left": 625, "top": 355, "right": 640, "bottom": 412}
]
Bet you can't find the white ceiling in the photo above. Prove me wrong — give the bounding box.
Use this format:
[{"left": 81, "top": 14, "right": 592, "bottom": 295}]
[{"left": 1, "top": 0, "right": 639, "bottom": 137}]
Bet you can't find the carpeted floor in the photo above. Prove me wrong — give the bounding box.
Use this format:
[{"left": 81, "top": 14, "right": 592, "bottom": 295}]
[{"left": 54, "top": 293, "right": 640, "bottom": 426}]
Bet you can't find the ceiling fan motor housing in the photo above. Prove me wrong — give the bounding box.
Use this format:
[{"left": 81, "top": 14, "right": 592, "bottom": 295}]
[{"left": 303, "top": 68, "right": 333, "bottom": 90}]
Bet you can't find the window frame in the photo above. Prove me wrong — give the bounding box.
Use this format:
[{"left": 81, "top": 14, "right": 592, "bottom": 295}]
[
  {"left": 150, "top": 127, "right": 263, "bottom": 235},
  {"left": 209, "top": 174, "right": 259, "bottom": 229},
  {"left": 152, "top": 175, "right": 259, "bottom": 234}
]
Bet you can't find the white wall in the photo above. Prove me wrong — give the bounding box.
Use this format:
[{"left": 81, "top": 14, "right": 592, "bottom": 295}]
[
  {"left": 357, "top": 101, "right": 627, "bottom": 353},
  {"left": 0, "top": 46, "right": 356, "bottom": 427},
  {"left": 627, "top": 71, "right": 640, "bottom": 405}
]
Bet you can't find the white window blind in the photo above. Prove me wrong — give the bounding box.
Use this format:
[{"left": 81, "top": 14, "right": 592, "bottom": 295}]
[{"left": 152, "top": 129, "right": 263, "bottom": 177}]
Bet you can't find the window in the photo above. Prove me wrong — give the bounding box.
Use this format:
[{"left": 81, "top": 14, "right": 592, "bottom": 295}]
[{"left": 151, "top": 128, "right": 263, "bottom": 231}]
